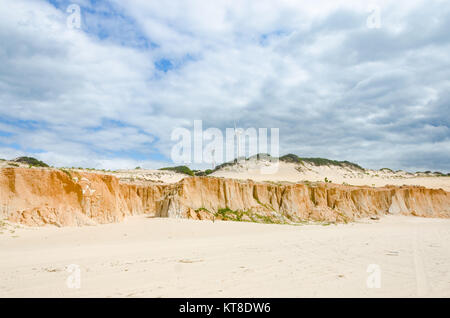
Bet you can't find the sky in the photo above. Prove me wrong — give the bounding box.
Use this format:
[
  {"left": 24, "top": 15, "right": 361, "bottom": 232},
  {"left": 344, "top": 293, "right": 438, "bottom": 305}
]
[{"left": 0, "top": 0, "right": 449, "bottom": 172}]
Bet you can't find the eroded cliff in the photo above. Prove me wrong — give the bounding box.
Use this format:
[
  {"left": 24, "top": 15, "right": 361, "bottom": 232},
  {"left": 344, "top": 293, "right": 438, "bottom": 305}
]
[{"left": 1, "top": 168, "right": 449, "bottom": 226}]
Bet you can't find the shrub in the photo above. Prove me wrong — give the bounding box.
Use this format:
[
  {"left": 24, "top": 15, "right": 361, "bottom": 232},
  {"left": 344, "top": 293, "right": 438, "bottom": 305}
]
[
  {"left": 279, "top": 154, "right": 301, "bottom": 163},
  {"left": 280, "top": 154, "right": 363, "bottom": 170},
  {"left": 59, "top": 169, "right": 72, "bottom": 178},
  {"left": 14, "top": 157, "right": 49, "bottom": 167},
  {"left": 195, "top": 169, "right": 214, "bottom": 176},
  {"left": 159, "top": 166, "right": 194, "bottom": 176}
]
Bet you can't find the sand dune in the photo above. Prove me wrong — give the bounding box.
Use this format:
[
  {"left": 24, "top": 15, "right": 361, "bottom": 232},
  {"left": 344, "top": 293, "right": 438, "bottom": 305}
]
[
  {"left": 111, "top": 169, "right": 186, "bottom": 184},
  {"left": 1, "top": 215, "right": 449, "bottom": 297},
  {"left": 211, "top": 161, "right": 450, "bottom": 191}
]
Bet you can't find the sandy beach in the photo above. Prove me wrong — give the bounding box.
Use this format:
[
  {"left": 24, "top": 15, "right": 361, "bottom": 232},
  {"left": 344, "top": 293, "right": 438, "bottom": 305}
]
[{"left": 1, "top": 215, "right": 449, "bottom": 298}]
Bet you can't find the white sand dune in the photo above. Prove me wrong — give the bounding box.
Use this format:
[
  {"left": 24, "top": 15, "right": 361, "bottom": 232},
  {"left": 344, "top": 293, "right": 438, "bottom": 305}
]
[
  {"left": 111, "top": 169, "right": 186, "bottom": 184},
  {"left": 212, "top": 161, "right": 450, "bottom": 191},
  {"left": 1, "top": 215, "right": 449, "bottom": 297}
]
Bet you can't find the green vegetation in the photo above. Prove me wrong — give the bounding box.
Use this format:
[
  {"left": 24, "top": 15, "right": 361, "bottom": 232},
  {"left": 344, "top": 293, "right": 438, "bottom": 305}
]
[
  {"left": 159, "top": 165, "right": 195, "bottom": 176},
  {"left": 280, "top": 153, "right": 364, "bottom": 170},
  {"left": 255, "top": 198, "right": 276, "bottom": 212},
  {"left": 14, "top": 156, "right": 49, "bottom": 167},
  {"left": 195, "top": 207, "right": 212, "bottom": 213},
  {"left": 212, "top": 160, "right": 238, "bottom": 171},
  {"left": 59, "top": 169, "right": 72, "bottom": 178},
  {"left": 216, "top": 208, "right": 246, "bottom": 221},
  {"left": 192, "top": 169, "right": 214, "bottom": 176},
  {"left": 414, "top": 170, "right": 449, "bottom": 176},
  {"left": 158, "top": 201, "right": 343, "bottom": 227},
  {"left": 279, "top": 153, "right": 301, "bottom": 163},
  {"left": 213, "top": 207, "right": 290, "bottom": 225}
]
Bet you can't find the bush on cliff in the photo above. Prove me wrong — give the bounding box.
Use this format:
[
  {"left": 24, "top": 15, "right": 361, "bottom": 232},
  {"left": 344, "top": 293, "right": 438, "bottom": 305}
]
[
  {"left": 280, "top": 153, "right": 363, "bottom": 170},
  {"left": 159, "top": 165, "right": 195, "bottom": 176},
  {"left": 14, "top": 156, "right": 49, "bottom": 167},
  {"left": 194, "top": 169, "right": 214, "bottom": 176}
]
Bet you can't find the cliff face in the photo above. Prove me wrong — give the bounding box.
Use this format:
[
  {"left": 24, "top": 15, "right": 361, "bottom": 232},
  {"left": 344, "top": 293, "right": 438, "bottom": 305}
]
[
  {"left": 165, "top": 177, "right": 450, "bottom": 223},
  {"left": 1, "top": 168, "right": 449, "bottom": 227},
  {"left": 0, "top": 168, "right": 169, "bottom": 226}
]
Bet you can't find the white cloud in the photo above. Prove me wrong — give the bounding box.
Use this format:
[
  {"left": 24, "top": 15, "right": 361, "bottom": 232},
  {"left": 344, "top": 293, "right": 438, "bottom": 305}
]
[{"left": 0, "top": 0, "right": 449, "bottom": 171}]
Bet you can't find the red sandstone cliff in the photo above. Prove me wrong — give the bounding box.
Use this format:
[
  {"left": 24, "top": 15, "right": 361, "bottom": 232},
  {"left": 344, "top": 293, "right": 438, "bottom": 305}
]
[{"left": 0, "top": 168, "right": 449, "bottom": 226}]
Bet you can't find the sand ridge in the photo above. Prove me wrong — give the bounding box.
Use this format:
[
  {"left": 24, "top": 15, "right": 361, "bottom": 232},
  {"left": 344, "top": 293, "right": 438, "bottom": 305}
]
[{"left": 211, "top": 161, "right": 450, "bottom": 191}]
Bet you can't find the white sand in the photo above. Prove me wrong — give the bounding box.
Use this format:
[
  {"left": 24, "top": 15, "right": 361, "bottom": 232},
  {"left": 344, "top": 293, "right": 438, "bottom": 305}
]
[
  {"left": 0, "top": 161, "right": 187, "bottom": 184},
  {"left": 1, "top": 215, "right": 449, "bottom": 297},
  {"left": 212, "top": 161, "right": 450, "bottom": 191},
  {"left": 111, "top": 168, "right": 186, "bottom": 184}
]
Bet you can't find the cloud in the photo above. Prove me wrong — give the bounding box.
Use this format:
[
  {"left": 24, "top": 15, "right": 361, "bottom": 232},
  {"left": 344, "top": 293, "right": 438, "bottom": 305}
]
[{"left": 0, "top": 0, "right": 449, "bottom": 171}]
